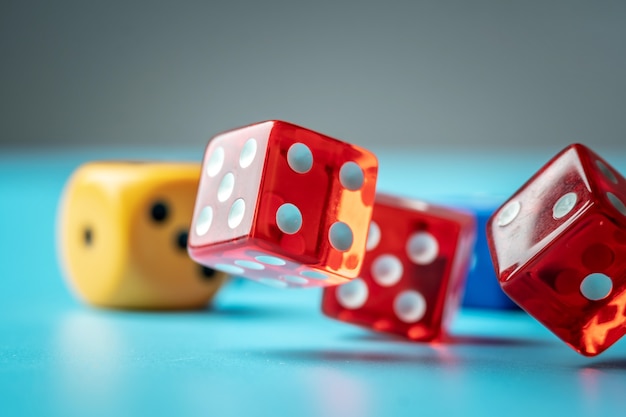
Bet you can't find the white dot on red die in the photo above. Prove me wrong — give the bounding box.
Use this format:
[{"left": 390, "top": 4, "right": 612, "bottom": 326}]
[
  {"left": 596, "top": 160, "right": 618, "bottom": 184},
  {"left": 406, "top": 232, "right": 438, "bottom": 265},
  {"left": 195, "top": 206, "right": 213, "bottom": 236},
  {"left": 206, "top": 147, "right": 225, "bottom": 177},
  {"left": 287, "top": 143, "right": 313, "bottom": 174},
  {"left": 394, "top": 290, "right": 426, "bottom": 323},
  {"left": 276, "top": 203, "right": 303, "bottom": 234},
  {"left": 336, "top": 278, "right": 368, "bottom": 309},
  {"left": 255, "top": 255, "right": 287, "bottom": 266},
  {"left": 217, "top": 172, "right": 235, "bottom": 202},
  {"left": 371, "top": 254, "right": 403, "bottom": 287},
  {"left": 215, "top": 263, "right": 245, "bottom": 275},
  {"left": 234, "top": 260, "right": 265, "bottom": 270},
  {"left": 339, "top": 162, "right": 364, "bottom": 191},
  {"left": 552, "top": 192, "right": 577, "bottom": 219},
  {"left": 329, "top": 222, "right": 354, "bottom": 251},
  {"left": 228, "top": 198, "right": 246, "bottom": 229},
  {"left": 497, "top": 200, "right": 521, "bottom": 227},
  {"left": 239, "top": 138, "right": 257, "bottom": 168},
  {"left": 258, "top": 278, "right": 288, "bottom": 289},
  {"left": 580, "top": 273, "right": 613, "bottom": 301},
  {"left": 282, "top": 275, "right": 308, "bottom": 285},
  {"left": 300, "top": 270, "right": 328, "bottom": 280},
  {"left": 366, "top": 221, "right": 381, "bottom": 251},
  {"left": 607, "top": 192, "right": 626, "bottom": 216}
]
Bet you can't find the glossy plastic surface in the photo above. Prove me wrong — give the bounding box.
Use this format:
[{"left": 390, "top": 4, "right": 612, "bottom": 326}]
[
  {"left": 322, "top": 193, "right": 476, "bottom": 340},
  {"left": 189, "top": 120, "right": 378, "bottom": 288},
  {"left": 487, "top": 144, "right": 626, "bottom": 355},
  {"left": 58, "top": 162, "right": 227, "bottom": 309}
]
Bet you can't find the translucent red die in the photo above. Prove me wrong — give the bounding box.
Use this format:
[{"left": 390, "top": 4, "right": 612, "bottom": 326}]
[
  {"left": 321, "top": 193, "right": 476, "bottom": 341},
  {"left": 487, "top": 143, "right": 626, "bottom": 356},
  {"left": 188, "top": 120, "right": 378, "bottom": 288}
]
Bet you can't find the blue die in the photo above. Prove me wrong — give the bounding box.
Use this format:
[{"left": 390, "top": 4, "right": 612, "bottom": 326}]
[{"left": 439, "top": 195, "right": 518, "bottom": 309}]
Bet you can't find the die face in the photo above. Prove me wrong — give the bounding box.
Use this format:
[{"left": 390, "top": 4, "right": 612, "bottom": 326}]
[
  {"left": 189, "top": 121, "right": 378, "bottom": 288},
  {"left": 487, "top": 144, "right": 626, "bottom": 355},
  {"left": 577, "top": 144, "right": 626, "bottom": 225},
  {"left": 501, "top": 211, "right": 626, "bottom": 355},
  {"left": 58, "top": 164, "right": 127, "bottom": 303},
  {"left": 256, "top": 121, "right": 378, "bottom": 273},
  {"left": 322, "top": 194, "right": 476, "bottom": 341},
  {"left": 58, "top": 162, "right": 226, "bottom": 309},
  {"left": 127, "top": 170, "right": 227, "bottom": 308},
  {"left": 488, "top": 146, "right": 595, "bottom": 282},
  {"left": 189, "top": 122, "right": 271, "bottom": 249}
]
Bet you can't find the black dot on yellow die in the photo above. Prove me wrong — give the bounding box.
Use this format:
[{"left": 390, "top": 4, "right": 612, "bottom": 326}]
[
  {"left": 83, "top": 227, "right": 93, "bottom": 247},
  {"left": 176, "top": 230, "right": 188, "bottom": 251},
  {"left": 200, "top": 265, "right": 217, "bottom": 280},
  {"left": 150, "top": 201, "right": 169, "bottom": 223}
]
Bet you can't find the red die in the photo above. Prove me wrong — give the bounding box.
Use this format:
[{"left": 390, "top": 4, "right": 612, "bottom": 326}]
[
  {"left": 487, "top": 144, "right": 626, "bottom": 356},
  {"left": 188, "top": 120, "right": 378, "bottom": 288},
  {"left": 321, "top": 193, "right": 476, "bottom": 341}
]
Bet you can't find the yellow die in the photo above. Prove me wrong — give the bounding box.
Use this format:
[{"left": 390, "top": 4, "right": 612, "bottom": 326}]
[{"left": 57, "top": 161, "right": 227, "bottom": 309}]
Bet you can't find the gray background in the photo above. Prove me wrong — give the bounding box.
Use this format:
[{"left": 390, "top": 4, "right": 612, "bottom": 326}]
[{"left": 1, "top": 0, "right": 625, "bottom": 150}]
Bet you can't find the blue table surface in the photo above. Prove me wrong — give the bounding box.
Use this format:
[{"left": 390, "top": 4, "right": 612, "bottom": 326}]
[{"left": 2, "top": 146, "right": 626, "bottom": 417}]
